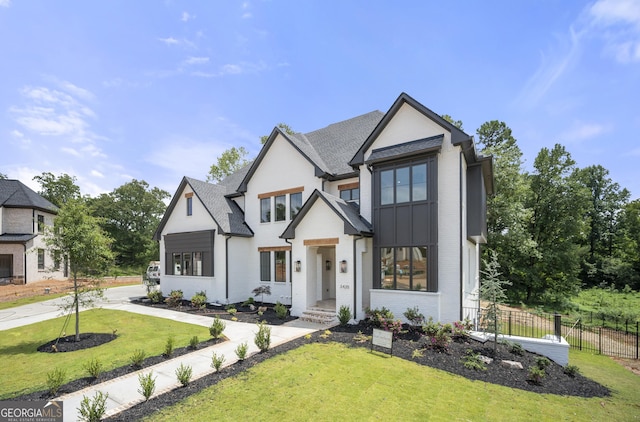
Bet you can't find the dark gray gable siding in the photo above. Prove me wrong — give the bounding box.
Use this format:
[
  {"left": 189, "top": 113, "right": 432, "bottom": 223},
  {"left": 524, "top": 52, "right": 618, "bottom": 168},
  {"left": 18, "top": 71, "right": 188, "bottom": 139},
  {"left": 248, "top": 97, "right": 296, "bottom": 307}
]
[
  {"left": 467, "top": 164, "right": 488, "bottom": 243},
  {"left": 365, "top": 135, "right": 444, "bottom": 165},
  {"left": 164, "top": 230, "right": 215, "bottom": 276},
  {"left": 0, "top": 179, "right": 58, "bottom": 213}
]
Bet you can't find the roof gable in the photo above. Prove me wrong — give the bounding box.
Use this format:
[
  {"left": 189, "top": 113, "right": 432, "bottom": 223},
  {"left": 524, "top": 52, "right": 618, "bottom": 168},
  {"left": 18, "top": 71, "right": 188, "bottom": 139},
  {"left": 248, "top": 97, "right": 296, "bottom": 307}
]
[
  {"left": 349, "top": 92, "right": 472, "bottom": 167},
  {"left": 280, "top": 189, "right": 372, "bottom": 239},
  {"left": 0, "top": 179, "right": 58, "bottom": 213},
  {"left": 153, "top": 176, "right": 253, "bottom": 240}
]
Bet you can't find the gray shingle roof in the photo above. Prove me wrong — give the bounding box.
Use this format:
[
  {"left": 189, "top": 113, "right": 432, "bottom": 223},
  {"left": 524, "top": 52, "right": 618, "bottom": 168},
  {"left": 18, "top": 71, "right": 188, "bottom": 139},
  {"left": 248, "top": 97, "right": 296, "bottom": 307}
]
[
  {"left": 0, "top": 179, "right": 58, "bottom": 213},
  {"left": 0, "top": 233, "right": 37, "bottom": 243},
  {"left": 365, "top": 135, "right": 444, "bottom": 165},
  {"left": 185, "top": 177, "right": 253, "bottom": 237}
]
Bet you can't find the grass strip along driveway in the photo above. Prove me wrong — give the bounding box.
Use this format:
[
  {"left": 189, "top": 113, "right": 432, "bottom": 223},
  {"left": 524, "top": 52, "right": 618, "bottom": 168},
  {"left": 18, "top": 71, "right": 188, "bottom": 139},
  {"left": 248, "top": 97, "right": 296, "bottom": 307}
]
[
  {"left": 145, "top": 343, "right": 640, "bottom": 422},
  {"left": 0, "top": 308, "right": 209, "bottom": 399}
]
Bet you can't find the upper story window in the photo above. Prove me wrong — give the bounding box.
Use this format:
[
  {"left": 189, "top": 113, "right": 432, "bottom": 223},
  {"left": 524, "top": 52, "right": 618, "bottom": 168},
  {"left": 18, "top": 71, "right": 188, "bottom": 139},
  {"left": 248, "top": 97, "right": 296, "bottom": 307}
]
[
  {"left": 338, "top": 182, "right": 360, "bottom": 206},
  {"left": 37, "top": 215, "right": 45, "bottom": 233},
  {"left": 380, "top": 163, "right": 427, "bottom": 205},
  {"left": 259, "top": 187, "right": 304, "bottom": 224},
  {"left": 185, "top": 194, "right": 193, "bottom": 216},
  {"left": 290, "top": 192, "right": 302, "bottom": 220},
  {"left": 275, "top": 195, "right": 286, "bottom": 222}
]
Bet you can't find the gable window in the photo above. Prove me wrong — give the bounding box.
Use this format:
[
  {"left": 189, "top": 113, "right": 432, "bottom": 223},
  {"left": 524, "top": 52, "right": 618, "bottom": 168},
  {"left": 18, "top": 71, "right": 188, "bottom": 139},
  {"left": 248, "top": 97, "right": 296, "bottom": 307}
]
[
  {"left": 37, "top": 249, "right": 45, "bottom": 270},
  {"left": 274, "top": 251, "right": 286, "bottom": 282},
  {"left": 186, "top": 197, "right": 193, "bottom": 216},
  {"left": 290, "top": 192, "right": 302, "bottom": 220},
  {"left": 260, "top": 251, "right": 271, "bottom": 281},
  {"left": 275, "top": 195, "right": 286, "bottom": 222},
  {"left": 260, "top": 198, "right": 271, "bottom": 223},
  {"left": 373, "top": 156, "right": 437, "bottom": 292},
  {"left": 37, "top": 215, "right": 45, "bottom": 234}
]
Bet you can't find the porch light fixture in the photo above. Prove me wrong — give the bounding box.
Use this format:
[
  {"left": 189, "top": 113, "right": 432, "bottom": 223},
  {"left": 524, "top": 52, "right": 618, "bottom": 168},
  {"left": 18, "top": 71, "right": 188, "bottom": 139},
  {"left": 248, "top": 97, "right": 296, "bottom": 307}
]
[
  {"left": 294, "top": 260, "right": 301, "bottom": 272},
  {"left": 340, "top": 260, "right": 347, "bottom": 273},
  {"left": 325, "top": 260, "right": 331, "bottom": 271}
]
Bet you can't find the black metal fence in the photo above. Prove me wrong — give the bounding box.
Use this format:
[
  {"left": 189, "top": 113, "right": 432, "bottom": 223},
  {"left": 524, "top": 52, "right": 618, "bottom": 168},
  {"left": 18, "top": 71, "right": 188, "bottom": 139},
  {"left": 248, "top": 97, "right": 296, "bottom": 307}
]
[{"left": 463, "top": 307, "right": 640, "bottom": 360}]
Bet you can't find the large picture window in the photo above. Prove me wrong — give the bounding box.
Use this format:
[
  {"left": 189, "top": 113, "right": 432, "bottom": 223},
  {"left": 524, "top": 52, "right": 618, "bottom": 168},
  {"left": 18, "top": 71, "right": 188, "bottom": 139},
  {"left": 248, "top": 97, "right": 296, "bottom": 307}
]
[
  {"left": 381, "top": 247, "right": 427, "bottom": 291},
  {"left": 165, "top": 231, "right": 214, "bottom": 277},
  {"left": 380, "top": 163, "right": 428, "bottom": 205}
]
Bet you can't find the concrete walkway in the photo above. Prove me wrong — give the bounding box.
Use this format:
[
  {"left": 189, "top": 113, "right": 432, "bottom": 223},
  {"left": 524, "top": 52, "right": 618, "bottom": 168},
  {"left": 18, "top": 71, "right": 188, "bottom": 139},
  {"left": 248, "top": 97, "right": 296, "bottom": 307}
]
[{"left": 0, "top": 285, "right": 327, "bottom": 421}]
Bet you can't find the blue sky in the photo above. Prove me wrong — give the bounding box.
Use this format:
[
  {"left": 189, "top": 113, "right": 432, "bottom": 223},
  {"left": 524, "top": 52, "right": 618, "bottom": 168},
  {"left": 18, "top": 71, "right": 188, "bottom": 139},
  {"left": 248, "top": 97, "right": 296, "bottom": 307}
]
[{"left": 1, "top": 1, "right": 639, "bottom": 199}]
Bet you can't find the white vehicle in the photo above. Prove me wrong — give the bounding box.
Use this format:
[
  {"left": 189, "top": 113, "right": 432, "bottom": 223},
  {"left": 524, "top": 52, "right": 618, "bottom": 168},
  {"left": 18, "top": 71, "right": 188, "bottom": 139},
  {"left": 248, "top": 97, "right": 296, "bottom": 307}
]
[{"left": 146, "top": 261, "right": 161, "bottom": 285}]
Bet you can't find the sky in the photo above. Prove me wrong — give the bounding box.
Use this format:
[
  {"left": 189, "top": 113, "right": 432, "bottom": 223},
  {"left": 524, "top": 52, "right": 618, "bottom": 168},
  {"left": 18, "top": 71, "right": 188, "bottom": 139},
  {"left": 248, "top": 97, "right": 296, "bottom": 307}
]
[{"left": 1, "top": 0, "right": 639, "bottom": 200}]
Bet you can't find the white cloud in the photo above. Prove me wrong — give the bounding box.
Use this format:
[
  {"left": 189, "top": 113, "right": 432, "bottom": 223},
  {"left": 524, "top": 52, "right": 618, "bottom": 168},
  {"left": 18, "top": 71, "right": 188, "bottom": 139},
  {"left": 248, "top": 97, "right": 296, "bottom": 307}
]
[
  {"left": 91, "top": 170, "right": 105, "bottom": 178},
  {"left": 559, "top": 121, "right": 607, "bottom": 143},
  {"left": 61, "top": 147, "right": 81, "bottom": 157},
  {"left": 181, "top": 11, "right": 193, "bottom": 22},
  {"left": 183, "top": 56, "right": 209, "bottom": 66},
  {"left": 588, "top": 0, "right": 640, "bottom": 63},
  {"left": 0, "top": 0, "right": 10, "bottom": 8},
  {"left": 158, "top": 37, "right": 179, "bottom": 46}
]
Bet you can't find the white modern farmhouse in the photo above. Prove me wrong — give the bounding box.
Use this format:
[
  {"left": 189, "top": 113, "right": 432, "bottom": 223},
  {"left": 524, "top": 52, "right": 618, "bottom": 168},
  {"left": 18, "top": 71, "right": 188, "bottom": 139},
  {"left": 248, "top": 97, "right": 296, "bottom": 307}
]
[{"left": 154, "top": 93, "right": 493, "bottom": 323}]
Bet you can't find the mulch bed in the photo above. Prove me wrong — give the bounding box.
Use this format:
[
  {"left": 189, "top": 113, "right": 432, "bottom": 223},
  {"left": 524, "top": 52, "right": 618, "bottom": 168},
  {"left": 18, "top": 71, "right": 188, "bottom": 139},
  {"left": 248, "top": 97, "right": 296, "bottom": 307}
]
[{"left": 15, "top": 299, "right": 610, "bottom": 420}]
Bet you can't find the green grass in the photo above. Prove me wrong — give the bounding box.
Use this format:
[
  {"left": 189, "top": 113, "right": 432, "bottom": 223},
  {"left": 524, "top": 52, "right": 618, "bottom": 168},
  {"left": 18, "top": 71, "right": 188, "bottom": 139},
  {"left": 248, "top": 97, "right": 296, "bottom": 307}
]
[
  {"left": 0, "top": 309, "right": 209, "bottom": 399},
  {"left": 145, "top": 343, "right": 640, "bottom": 422},
  {"left": 0, "top": 292, "right": 69, "bottom": 310},
  {"left": 570, "top": 287, "right": 640, "bottom": 327}
]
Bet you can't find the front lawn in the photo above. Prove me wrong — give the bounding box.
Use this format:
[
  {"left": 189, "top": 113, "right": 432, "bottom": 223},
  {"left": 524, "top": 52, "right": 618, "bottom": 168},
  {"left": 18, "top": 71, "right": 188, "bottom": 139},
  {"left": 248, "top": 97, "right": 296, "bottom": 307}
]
[
  {"left": 0, "top": 308, "right": 209, "bottom": 399},
  {"left": 145, "top": 343, "right": 640, "bottom": 421}
]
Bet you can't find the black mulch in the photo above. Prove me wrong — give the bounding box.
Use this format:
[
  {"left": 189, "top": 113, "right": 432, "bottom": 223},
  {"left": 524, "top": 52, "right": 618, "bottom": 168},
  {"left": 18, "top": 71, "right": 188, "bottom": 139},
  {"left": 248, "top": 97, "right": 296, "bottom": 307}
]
[{"left": 15, "top": 299, "right": 610, "bottom": 420}]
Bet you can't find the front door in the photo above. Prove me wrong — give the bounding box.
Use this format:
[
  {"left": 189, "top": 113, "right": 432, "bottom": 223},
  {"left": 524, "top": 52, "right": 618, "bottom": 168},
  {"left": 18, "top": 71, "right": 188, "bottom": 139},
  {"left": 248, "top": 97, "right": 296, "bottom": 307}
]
[{"left": 0, "top": 254, "right": 13, "bottom": 278}]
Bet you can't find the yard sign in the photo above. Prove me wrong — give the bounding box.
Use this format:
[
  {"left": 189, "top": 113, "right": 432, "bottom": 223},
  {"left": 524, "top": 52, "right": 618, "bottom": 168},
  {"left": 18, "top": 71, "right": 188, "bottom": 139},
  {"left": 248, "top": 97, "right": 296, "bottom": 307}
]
[{"left": 371, "top": 328, "right": 393, "bottom": 356}]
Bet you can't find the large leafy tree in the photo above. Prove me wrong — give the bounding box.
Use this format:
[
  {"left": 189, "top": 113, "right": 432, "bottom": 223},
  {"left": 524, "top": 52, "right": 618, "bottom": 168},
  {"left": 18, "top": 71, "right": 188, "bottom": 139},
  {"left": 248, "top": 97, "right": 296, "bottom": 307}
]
[
  {"left": 45, "top": 198, "right": 114, "bottom": 341},
  {"left": 615, "top": 200, "right": 640, "bottom": 289},
  {"left": 525, "top": 144, "right": 588, "bottom": 304},
  {"left": 89, "top": 180, "right": 169, "bottom": 268},
  {"left": 207, "top": 147, "right": 250, "bottom": 183},
  {"left": 574, "top": 165, "right": 630, "bottom": 287},
  {"left": 33, "top": 172, "right": 81, "bottom": 208},
  {"left": 477, "top": 121, "right": 536, "bottom": 302}
]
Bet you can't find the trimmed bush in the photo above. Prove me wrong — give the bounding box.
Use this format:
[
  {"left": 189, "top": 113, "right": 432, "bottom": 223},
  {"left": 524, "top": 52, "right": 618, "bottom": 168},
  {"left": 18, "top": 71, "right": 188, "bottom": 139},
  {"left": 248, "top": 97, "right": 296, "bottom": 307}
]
[
  {"left": 337, "top": 305, "right": 351, "bottom": 326},
  {"left": 165, "top": 290, "right": 183, "bottom": 307},
  {"left": 138, "top": 372, "right": 156, "bottom": 401},
  {"left": 235, "top": 341, "right": 248, "bottom": 360},
  {"left": 147, "top": 290, "right": 163, "bottom": 304},
  {"left": 163, "top": 336, "right": 176, "bottom": 357},
  {"left": 189, "top": 335, "right": 199, "bottom": 350},
  {"left": 254, "top": 321, "right": 271, "bottom": 352},
  {"left": 77, "top": 391, "right": 108, "bottom": 422},
  {"left": 209, "top": 316, "right": 226, "bottom": 339},
  {"left": 211, "top": 352, "right": 225, "bottom": 372},
  {"left": 129, "top": 349, "right": 146, "bottom": 368},
  {"left": 46, "top": 367, "right": 66, "bottom": 396},
  {"left": 83, "top": 357, "right": 104, "bottom": 379},
  {"left": 191, "top": 291, "right": 207, "bottom": 309},
  {"left": 175, "top": 363, "right": 193, "bottom": 387},
  {"left": 274, "top": 301, "right": 288, "bottom": 319}
]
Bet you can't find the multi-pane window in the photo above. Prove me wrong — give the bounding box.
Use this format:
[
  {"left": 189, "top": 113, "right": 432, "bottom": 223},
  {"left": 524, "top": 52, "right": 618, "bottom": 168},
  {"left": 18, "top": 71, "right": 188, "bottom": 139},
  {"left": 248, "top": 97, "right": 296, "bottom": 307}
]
[
  {"left": 260, "top": 198, "right": 271, "bottom": 223},
  {"left": 186, "top": 197, "right": 193, "bottom": 216},
  {"left": 260, "top": 252, "right": 271, "bottom": 281},
  {"left": 339, "top": 188, "right": 360, "bottom": 205},
  {"left": 171, "top": 252, "right": 203, "bottom": 276},
  {"left": 380, "top": 163, "right": 427, "bottom": 205},
  {"left": 380, "top": 247, "right": 427, "bottom": 291},
  {"left": 37, "top": 215, "right": 45, "bottom": 233},
  {"left": 290, "top": 192, "right": 302, "bottom": 220},
  {"left": 275, "top": 251, "right": 286, "bottom": 282},
  {"left": 275, "top": 195, "right": 286, "bottom": 221},
  {"left": 37, "top": 249, "right": 45, "bottom": 270}
]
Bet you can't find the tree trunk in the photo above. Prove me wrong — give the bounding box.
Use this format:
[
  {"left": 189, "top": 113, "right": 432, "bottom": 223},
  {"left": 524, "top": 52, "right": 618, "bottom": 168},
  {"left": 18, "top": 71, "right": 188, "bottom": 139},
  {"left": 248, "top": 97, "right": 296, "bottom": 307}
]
[{"left": 74, "top": 273, "right": 80, "bottom": 342}]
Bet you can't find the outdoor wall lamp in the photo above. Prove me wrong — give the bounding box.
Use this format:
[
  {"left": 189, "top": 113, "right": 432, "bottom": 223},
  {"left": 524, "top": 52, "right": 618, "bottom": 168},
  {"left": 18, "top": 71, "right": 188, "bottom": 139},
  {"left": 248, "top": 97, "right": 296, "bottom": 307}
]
[
  {"left": 325, "top": 260, "right": 331, "bottom": 271},
  {"left": 340, "top": 260, "right": 347, "bottom": 273},
  {"left": 294, "top": 260, "right": 301, "bottom": 272}
]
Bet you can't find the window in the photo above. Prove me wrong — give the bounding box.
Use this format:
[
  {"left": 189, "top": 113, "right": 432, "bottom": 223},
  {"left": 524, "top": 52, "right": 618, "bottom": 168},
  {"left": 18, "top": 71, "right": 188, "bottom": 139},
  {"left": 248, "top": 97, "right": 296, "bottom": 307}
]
[
  {"left": 37, "top": 249, "right": 45, "bottom": 270},
  {"left": 380, "top": 163, "right": 428, "bottom": 205},
  {"left": 260, "top": 198, "right": 271, "bottom": 223},
  {"left": 290, "top": 192, "right": 302, "bottom": 220},
  {"left": 381, "top": 247, "right": 427, "bottom": 291},
  {"left": 275, "top": 251, "right": 286, "bottom": 282},
  {"left": 169, "top": 252, "right": 203, "bottom": 276},
  {"left": 182, "top": 252, "right": 192, "bottom": 275},
  {"left": 275, "top": 195, "right": 286, "bottom": 222},
  {"left": 193, "top": 252, "right": 203, "bottom": 276},
  {"left": 37, "top": 215, "right": 45, "bottom": 234},
  {"left": 339, "top": 188, "right": 360, "bottom": 205},
  {"left": 186, "top": 197, "right": 193, "bottom": 216},
  {"left": 260, "top": 252, "right": 271, "bottom": 281},
  {"left": 165, "top": 230, "right": 214, "bottom": 277}
]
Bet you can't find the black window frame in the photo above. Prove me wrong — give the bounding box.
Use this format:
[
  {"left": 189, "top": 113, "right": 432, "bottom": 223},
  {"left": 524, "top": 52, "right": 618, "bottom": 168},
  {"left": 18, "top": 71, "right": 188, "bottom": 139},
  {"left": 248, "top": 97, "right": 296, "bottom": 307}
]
[
  {"left": 274, "top": 195, "right": 286, "bottom": 222},
  {"left": 260, "top": 198, "right": 271, "bottom": 223},
  {"left": 186, "top": 197, "right": 193, "bottom": 216},
  {"left": 260, "top": 251, "right": 271, "bottom": 281},
  {"left": 274, "top": 250, "right": 286, "bottom": 282},
  {"left": 290, "top": 192, "right": 302, "bottom": 220}
]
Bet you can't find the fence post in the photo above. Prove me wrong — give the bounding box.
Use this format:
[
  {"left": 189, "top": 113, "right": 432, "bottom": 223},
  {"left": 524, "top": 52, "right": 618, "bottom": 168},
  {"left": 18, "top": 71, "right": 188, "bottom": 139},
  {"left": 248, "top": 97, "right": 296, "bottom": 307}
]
[
  {"left": 599, "top": 327, "right": 602, "bottom": 355},
  {"left": 579, "top": 320, "right": 582, "bottom": 351},
  {"left": 636, "top": 321, "right": 639, "bottom": 360},
  {"left": 508, "top": 312, "right": 512, "bottom": 336},
  {"left": 554, "top": 314, "right": 561, "bottom": 342}
]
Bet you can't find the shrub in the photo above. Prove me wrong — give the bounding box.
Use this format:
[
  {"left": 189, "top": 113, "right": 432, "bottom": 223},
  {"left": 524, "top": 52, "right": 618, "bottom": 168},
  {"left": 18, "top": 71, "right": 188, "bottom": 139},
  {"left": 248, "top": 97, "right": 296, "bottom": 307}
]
[
  {"left": 138, "top": 372, "right": 156, "bottom": 401},
  {"left": 365, "top": 306, "right": 394, "bottom": 328},
  {"left": 509, "top": 341, "right": 525, "bottom": 356},
  {"left": 83, "top": 357, "right": 104, "bottom": 379},
  {"left": 189, "top": 335, "right": 199, "bottom": 350},
  {"left": 209, "top": 316, "right": 226, "bottom": 339},
  {"left": 411, "top": 349, "right": 424, "bottom": 359},
  {"left": 191, "top": 291, "right": 207, "bottom": 309},
  {"left": 147, "top": 290, "right": 163, "bottom": 304},
  {"left": 211, "top": 352, "right": 226, "bottom": 372},
  {"left": 164, "top": 336, "right": 176, "bottom": 357},
  {"left": 403, "top": 306, "right": 425, "bottom": 327},
  {"left": 129, "top": 349, "right": 146, "bottom": 368},
  {"left": 165, "top": 290, "right": 183, "bottom": 307},
  {"left": 235, "top": 341, "right": 248, "bottom": 360},
  {"left": 337, "top": 305, "right": 351, "bottom": 326},
  {"left": 452, "top": 320, "right": 472, "bottom": 340},
  {"left": 175, "top": 363, "right": 193, "bottom": 387},
  {"left": 254, "top": 321, "right": 271, "bottom": 352},
  {"left": 274, "top": 301, "right": 288, "bottom": 319},
  {"left": 535, "top": 356, "right": 551, "bottom": 370},
  {"left": 422, "top": 317, "right": 440, "bottom": 337},
  {"left": 252, "top": 285, "right": 271, "bottom": 304},
  {"left": 46, "top": 367, "right": 66, "bottom": 395},
  {"left": 528, "top": 366, "right": 545, "bottom": 384},
  {"left": 564, "top": 364, "right": 580, "bottom": 377},
  {"left": 77, "top": 391, "right": 108, "bottom": 422},
  {"left": 422, "top": 318, "right": 452, "bottom": 351},
  {"left": 380, "top": 318, "right": 403, "bottom": 338},
  {"left": 226, "top": 305, "right": 237, "bottom": 315},
  {"left": 461, "top": 349, "right": 487, "bottom": 371},
  {"left": 242, "top": 297, "right": 255, "bottom": 307},
  {"left": 353, "top": 331, "right": 371, "bottom": 343}
]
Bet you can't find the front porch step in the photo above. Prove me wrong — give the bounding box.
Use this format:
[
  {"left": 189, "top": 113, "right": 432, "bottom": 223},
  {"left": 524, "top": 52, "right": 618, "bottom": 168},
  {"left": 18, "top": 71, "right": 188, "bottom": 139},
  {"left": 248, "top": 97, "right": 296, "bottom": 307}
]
[{"left": 300, "top": 309, "right": 337, "bottom": 325}]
